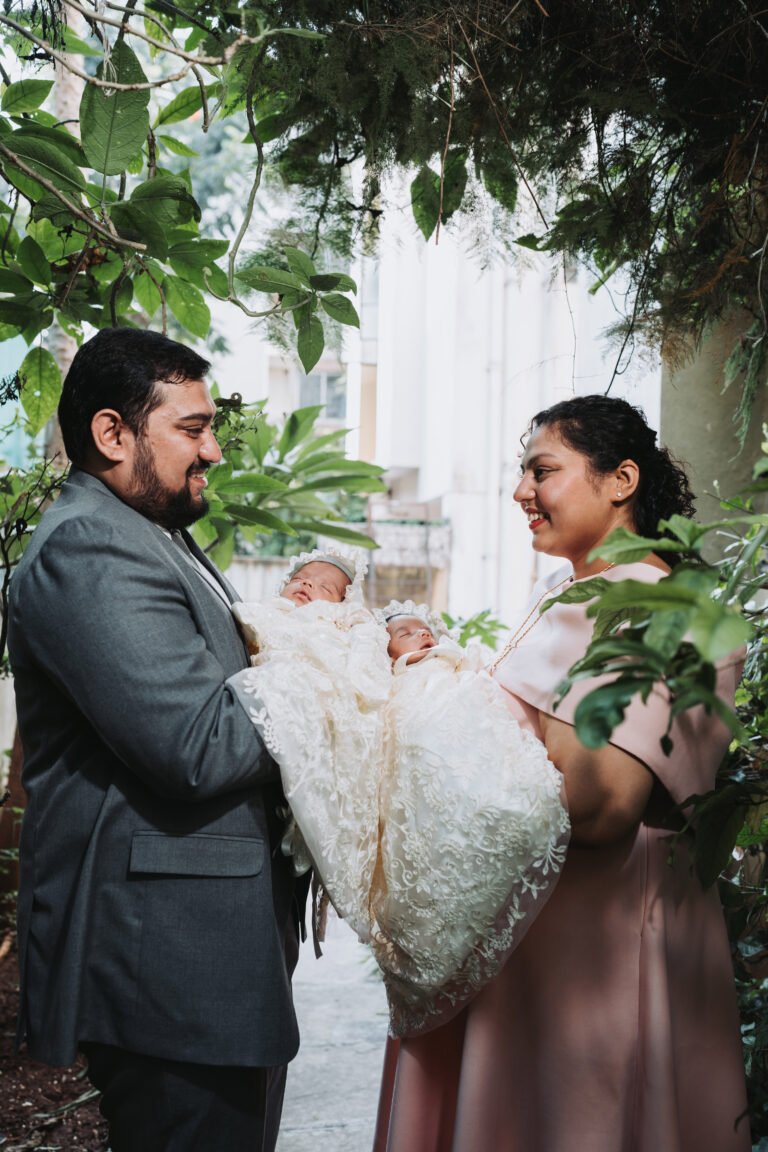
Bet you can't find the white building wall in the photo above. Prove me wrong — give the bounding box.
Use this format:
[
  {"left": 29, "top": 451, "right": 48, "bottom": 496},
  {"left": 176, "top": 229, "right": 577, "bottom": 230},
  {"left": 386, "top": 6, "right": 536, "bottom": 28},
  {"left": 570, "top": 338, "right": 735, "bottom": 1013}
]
[
  {"left": 207, "top": 183, "right": 662, "bottom": 629},
  {"left": 362, "top": 187, "right": 661, "bottom": 625}
]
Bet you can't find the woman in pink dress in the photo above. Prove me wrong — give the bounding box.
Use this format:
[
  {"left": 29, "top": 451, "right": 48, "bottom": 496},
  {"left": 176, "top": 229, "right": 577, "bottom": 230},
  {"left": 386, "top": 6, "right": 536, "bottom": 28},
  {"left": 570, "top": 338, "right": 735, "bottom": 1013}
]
[{"left": 373, "top": 395, "right": 750, "bottom": 1152}]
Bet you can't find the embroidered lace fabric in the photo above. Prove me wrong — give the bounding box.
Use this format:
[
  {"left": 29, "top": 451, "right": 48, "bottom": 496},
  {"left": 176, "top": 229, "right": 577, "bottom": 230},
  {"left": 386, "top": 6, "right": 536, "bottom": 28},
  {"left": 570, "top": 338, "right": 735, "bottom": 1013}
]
[
  {"left": 234, "top": 596, "right": 391, "bottom": 940},
  {"left": 372, "top": 638, "right": 569, "bottom": 1035},
  {"left": 233, "top": 603, "right": 569, "bottom": 1036}
]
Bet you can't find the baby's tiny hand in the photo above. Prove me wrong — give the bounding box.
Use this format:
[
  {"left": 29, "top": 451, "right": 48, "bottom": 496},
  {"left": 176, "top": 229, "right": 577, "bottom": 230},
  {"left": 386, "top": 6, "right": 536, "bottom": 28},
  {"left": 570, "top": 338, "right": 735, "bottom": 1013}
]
[{"left": 403, "top": 649, "right": 432, "bottom": 665}]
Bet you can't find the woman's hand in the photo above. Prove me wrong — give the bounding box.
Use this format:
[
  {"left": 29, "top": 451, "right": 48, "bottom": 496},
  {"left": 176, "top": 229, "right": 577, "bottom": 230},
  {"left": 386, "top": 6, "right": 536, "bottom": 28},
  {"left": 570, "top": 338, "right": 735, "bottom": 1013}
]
[{"left": 540, "top": 714, "right": 654, "bottom": 846}]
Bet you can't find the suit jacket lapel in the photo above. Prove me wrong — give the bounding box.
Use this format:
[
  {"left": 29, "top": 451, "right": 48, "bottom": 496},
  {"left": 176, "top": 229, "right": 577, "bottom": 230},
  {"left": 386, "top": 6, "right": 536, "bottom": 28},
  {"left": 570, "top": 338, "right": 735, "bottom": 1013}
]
[{"left": 179, "top": 529, "right": 240, "bottom": 606}]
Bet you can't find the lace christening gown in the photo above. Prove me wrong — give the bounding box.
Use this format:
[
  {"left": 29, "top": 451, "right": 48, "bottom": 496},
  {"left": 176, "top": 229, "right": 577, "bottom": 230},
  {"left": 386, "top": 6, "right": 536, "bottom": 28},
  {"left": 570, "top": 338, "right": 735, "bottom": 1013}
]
[
  {"left": 234, "top": 596, "right": 391, "bottom": 941},
  {"left": 374, "top": 638, "right": 569, "bottom": 1034},
  {"left": 234, "top": 600, "right": 569, "bottom": 1035}
]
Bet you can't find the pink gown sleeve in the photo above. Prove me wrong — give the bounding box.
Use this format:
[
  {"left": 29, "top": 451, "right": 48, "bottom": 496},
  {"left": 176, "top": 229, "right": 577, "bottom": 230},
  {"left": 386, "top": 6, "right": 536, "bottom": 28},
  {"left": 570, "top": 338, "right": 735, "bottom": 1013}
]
[{"left": 493, "top": 562, "right": 744, "bottom": 804}]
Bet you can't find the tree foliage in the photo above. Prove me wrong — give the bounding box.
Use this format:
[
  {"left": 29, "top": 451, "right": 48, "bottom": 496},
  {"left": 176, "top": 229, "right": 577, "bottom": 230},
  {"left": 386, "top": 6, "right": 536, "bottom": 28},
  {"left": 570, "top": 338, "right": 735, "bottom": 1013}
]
[{"left": 1, "top": 1, "right": 768, "bottom": 413}]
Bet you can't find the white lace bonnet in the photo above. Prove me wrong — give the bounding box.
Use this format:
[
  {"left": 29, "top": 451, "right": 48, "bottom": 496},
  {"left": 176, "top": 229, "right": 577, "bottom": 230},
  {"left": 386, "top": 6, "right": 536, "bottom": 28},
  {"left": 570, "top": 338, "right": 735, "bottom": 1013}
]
[
  {"left": 279, "top": 545, "right": 369, "bottom": 606},
  {"left": 376, "top": 599, "right": 454, "bottom": 639}
]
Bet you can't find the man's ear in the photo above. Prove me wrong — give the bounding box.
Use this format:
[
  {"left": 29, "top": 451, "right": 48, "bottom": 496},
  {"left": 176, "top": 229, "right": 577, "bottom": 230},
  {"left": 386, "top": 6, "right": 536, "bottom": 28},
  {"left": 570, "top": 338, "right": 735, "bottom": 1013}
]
[{"left": 90, "top": 410, "right": 134, "bottom": 462}]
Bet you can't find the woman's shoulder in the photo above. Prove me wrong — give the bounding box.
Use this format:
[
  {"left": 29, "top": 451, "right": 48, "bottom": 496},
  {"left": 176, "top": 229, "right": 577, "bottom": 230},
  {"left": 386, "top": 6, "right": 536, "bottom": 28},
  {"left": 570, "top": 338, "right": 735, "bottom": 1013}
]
[{"left": 604, "top": 559, "right": 669, "bottom": 584}]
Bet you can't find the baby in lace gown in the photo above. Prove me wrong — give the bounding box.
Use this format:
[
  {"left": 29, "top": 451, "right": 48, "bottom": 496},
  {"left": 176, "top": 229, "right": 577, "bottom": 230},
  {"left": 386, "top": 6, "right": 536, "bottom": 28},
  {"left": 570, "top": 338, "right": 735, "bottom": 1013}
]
[
  {"left": 234, "top": 560, "right": 569, "bottom": 1036},
  {"left": 370, "top": 604, "right": 570, "bottom": 1034},
  {"left": 233, "top": 548, "right": 391, "bottom": 943}
]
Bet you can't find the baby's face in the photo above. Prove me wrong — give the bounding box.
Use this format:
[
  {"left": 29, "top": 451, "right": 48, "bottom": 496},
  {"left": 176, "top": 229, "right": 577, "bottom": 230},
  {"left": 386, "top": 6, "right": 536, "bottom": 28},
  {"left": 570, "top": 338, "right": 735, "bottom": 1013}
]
[
  {"left": 281, "top": 561, "right": 350, "bottom": 605},
  {"left": 386, "top": 615, "right": 437, "bottom": 661}
]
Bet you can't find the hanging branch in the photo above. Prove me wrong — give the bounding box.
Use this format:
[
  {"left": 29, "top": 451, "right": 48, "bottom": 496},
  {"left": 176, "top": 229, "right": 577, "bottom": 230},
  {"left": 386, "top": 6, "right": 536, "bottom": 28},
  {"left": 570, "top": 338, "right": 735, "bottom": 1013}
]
[
  {"left": 456, "top": 17, "right": 549, "bottom": 230},
  {"left": 434, "top": 33, "right": 456, "bottom": 247},
  {"left": 203, "top": 72, "right": 289, "bottom": 320},
  {"left": 0, "top": 12, "right": 193, "bottom": 89},
  {"left": 0, "top": 140, "right": 147, "bottom": 252}
]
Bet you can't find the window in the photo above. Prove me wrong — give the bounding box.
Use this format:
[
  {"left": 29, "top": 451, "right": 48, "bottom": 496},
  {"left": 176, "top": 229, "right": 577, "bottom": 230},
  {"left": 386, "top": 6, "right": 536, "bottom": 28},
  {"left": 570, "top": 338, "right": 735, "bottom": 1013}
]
[{"left": 299, "top": 371, "right": 347, "bottom": 420}]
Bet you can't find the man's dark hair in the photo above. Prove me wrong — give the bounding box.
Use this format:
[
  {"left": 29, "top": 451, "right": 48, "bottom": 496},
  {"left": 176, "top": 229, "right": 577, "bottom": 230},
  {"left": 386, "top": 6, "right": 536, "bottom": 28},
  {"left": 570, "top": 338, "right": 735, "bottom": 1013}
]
[{"left": 58, "top": 327, "right": 211, "bottom": 465}]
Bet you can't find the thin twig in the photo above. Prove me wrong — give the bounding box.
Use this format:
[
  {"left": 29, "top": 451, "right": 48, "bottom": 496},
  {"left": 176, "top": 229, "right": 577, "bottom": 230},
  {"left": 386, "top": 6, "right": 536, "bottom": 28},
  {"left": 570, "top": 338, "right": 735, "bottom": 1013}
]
[
  {"left": 434, "top": 34, "right": 456, "bottom": 247},
  {"left": 64, "top": 0, "right": 280, "bottom": 66},
  {"left": 0, "top": 13, "right": 193, "bottom": 89},
  {"left": 57, "top": 226, "right": 98, "bottom": 310},
  {"left": 456, "top": 19, "right": 549, "bottom": 229}
]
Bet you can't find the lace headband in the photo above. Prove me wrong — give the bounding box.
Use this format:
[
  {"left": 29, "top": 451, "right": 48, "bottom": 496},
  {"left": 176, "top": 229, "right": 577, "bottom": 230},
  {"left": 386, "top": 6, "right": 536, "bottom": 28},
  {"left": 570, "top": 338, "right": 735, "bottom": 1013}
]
[
  {"left": 375, "top": 599, "right": 454, "bottom": 639},
  {"left": 279, "top": 546, "right": 369, "bottom": 606}
]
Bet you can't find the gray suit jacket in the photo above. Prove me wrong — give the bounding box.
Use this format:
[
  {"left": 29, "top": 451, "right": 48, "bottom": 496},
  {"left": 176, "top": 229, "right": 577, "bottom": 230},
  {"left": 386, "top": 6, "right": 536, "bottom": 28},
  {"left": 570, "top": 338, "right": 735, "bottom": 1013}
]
[{"left": 9, "top": 468, "right": 300, "bottom": 1067}]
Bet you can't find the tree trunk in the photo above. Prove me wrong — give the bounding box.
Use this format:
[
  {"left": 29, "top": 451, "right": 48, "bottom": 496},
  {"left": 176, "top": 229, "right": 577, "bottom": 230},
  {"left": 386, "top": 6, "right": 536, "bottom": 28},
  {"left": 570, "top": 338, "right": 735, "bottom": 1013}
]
[{"left": 661, "top": 311, "right": 768, "bottom": 561}]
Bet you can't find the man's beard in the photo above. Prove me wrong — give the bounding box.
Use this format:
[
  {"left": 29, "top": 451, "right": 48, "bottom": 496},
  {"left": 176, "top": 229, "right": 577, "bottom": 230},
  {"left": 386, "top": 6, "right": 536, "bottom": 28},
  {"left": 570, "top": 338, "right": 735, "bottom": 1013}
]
[{"left": 126, "top": 438, "right": 210, "bottom": 530}]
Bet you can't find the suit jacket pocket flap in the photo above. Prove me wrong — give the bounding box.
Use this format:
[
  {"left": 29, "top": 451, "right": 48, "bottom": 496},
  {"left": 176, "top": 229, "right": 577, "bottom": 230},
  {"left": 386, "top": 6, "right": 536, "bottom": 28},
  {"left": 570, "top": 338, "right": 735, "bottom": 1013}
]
[{"left": 130, "top": 831, "right": 264, "bottom": 877}]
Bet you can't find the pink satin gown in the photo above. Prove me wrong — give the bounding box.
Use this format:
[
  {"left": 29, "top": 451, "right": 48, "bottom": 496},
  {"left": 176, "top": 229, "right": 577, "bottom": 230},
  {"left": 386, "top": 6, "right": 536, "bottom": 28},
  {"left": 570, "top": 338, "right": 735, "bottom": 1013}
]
[{"left": 373, "top": 563, "right": 750, "bottom": 1152}]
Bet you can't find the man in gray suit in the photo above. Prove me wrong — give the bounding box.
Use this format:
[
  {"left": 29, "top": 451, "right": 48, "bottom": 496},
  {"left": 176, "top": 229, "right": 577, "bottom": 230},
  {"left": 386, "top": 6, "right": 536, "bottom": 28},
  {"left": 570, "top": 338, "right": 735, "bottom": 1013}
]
[{"left": 8, "top": 327, "right": 303, "bottom": 1151}]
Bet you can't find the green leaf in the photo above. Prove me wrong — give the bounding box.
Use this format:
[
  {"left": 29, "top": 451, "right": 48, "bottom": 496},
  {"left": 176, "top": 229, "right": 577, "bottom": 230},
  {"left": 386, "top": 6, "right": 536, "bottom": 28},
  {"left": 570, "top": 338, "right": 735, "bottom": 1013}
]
[
  {"left": 90, "top": 252, "right": 126, "bottom": 285},
  {"left": 480, "top": 147, "right": 518, "bottom": 214},
  {"left": 60, "top": 28, "right": 102, "bottom": 56},
  {"left": 515, "top": 233, "right": 544, "bottom": 251},
  {"left": 169, "top": 239, "right": 232, "bottom": 267},
  {"left": 21, "top": 308, "right": 54, "bottom": 344},
  {"left": 643, "top": 610, "right": 689, "bottom": 660},
  {"left": 3, "top": 136, "right": 86, "bottom": 202},
  {"left": 19, "top": 346, "right": 61, "bottom": 435},
  {"left": 292, "top": 474, "right": 386, "bottom": 493},
  {"left": 168, "top": 238, "right": 229, "bottom": 287},
  {"left": 319, "top": 293, "right": 359, "bottom": 327},
  {"left": 440, "top": 150, "right": 468, "bottom": 218},
  {"left": 297, "top": 312, "right": 324, "bottom": 373},
  {"left": 410, "top": 165, "right": 440, "bottom": 241},
  {"left": 0, "top": 267, "right": 33, "bottom": 294},
  {"left": 11, "top": 124, "right": 88, "bottom": 169},
  {"left": 155, "top": 83, "right": 220, "bottom": 128},
  {"left": 15, "top": 235, "right": 50, "bottom": 286},
  {"left": 588, "top": 526, "right": 694, "bottom": 564},
  {"left": 0, "top": 300, "right": 37, "bottom": 326},
  {"left": 213, "top": 473, "right": 289, "bottom": 495},
  {"left": 694, "top": 791, "right": 748, "bottom": 888},
  {"left": 133, "top": 269, "right": 162, "bottom": 316},
  {"left": 157, "top": 134, "right": 199, "bottom": 158},
  {"left": 131, "top": 175, "right": 201, "bottom": 226},
  {"left": 2, "top": 80, "right": 53, "bottom": 114},
  {"left": 277, "top": 406, "right": 324, "bottom": 459},
  {"left": 244, "top": 110, "right": 295, "bottom": 144},
  {"left": 284, "top": 246, "right": 316, "bottom": 285},
  {"left": 688, "top": 606, "right": 752, "bottom": 663},
  {"left": 298, "top": 455, "right": 383, "bottom": 476},
  {"left": 543, "top": 575, "right": 612, "bottom": 611},
  {"left": 309, "top": 272, "right": 357, "bottom": 294},
  {"left": 208, "top": 532, "right": 236, "bottom": 572},
  {"left": 571, "top": 678, "right": 657, "bottom": 748},
  {"left": 290, "top": 521, "right": 379, "bottom": 549},
  {"left": 80, "top": 41, "right": 151, "bottom": 176},
  {"left": 109, "top": 203, "right": 168, "bottom": 258},
  {"left": 236, "top": 265, "right": 305, "bottom": 294},
  {"left": 165, "top": 276, "right": 210, "bottom": 338},
  {"left": 293, "top": 428, "right": 348, "bottom": 460},
  {"left": 203, "top": 264, "right": 229, "bottom": 297},
  {"left": 222, "top": 504, "right": 296, "bottom": 534}
]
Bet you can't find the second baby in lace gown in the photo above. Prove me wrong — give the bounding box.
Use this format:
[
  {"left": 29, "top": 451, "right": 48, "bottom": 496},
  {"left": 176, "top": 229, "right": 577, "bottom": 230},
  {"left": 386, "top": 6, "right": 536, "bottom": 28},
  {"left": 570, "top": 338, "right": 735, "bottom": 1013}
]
[
  {"left": 373, "top": 604, "right": 569, "bottom": 1034},
  {"left": 234, "top": 556, "right": 569, "bottom": 1035}
]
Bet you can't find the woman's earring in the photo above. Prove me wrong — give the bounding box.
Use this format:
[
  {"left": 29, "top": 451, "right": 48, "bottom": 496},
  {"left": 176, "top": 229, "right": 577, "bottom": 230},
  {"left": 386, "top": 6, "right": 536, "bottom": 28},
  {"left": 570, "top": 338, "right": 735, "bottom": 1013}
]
[{"left": 616, "top": 490, "right": 623, "bottom": 499}]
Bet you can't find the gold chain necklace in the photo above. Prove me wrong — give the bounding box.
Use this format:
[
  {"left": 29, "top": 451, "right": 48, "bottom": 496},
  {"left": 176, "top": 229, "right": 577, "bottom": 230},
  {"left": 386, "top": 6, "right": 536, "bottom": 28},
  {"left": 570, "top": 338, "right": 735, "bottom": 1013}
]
[{"left": 489, "top": 563, "right": 616, "bottom": 674}]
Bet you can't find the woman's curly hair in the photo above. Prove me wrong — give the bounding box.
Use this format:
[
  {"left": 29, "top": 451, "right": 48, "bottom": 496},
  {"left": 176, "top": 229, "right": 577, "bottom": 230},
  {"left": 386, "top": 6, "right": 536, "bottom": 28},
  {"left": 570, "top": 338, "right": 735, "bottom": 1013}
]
[{"left": 529, "top": 395, "right": 695, "bottom": 540}]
